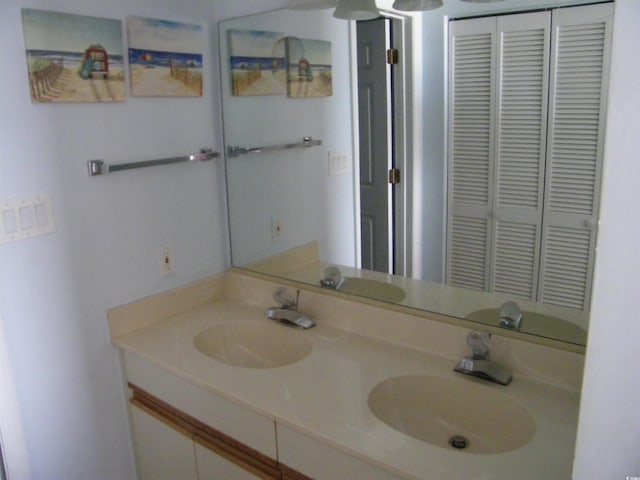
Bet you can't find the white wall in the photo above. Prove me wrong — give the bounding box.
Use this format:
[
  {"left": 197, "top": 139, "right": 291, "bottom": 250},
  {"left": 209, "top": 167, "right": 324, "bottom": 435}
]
[
  {"left": 0, "top": 0, "right": 228, "bottom": 478},
  {"left": 573, "top": 0, "right": 640, "bottom": 477}
]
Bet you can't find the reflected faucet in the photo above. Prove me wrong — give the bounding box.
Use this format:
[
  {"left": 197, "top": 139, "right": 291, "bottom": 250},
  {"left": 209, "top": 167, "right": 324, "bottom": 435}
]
[
  {"left": 454, "top": 331, "right": 512, "bottom": 385},
  {"left": 319, "top": 266, "right": 345, "bottom": 290},
  {"left": 266, "top": 287, "right": 315, "bottom": 329},
  {"left": 499, "top": 301, "right": 523, "bottom": 331}
]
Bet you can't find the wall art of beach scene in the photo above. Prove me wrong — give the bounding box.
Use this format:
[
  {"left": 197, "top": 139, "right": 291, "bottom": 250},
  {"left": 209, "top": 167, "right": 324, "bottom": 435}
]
[
  {"left": 228, "top": 29, "right": 286, "bottom": 96},
  {"left": 21, "top": 9, "right": 126, "bottom": 103},
  {"left": 127, "top": 17, "right": 204, "bottom": 97},
  {"left": 286, "top": 37, "right": 332, "bottom": 99}
]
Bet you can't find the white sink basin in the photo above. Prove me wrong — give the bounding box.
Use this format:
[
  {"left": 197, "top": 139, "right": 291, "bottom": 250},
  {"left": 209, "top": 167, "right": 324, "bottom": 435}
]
[
  {"left": 194, "top": 320, "right": 312, "bottom": 368},
  {"left": 465, "top": 308, "right": 587, "bottom": 344},
  {"left": 368, "top": 374, "right": 536, "bottom": 454},
  {"left": 338, "top": 277, "right": 406, "bottom": 303}
]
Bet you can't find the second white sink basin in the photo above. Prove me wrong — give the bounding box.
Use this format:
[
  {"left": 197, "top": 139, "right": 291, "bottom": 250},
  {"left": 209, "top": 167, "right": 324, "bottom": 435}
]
[
  {"left": 368, "top": 374, "right": 536, "bottom": 454},
  {"left": 465, "top": 308, "right": 587, "bottom": 344},
  {"left": 194, "top": 320, "right": 312, "bottom": 369}
]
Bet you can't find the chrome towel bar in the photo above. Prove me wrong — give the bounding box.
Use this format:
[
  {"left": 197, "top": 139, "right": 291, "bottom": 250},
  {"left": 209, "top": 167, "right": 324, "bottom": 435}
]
[
  {"left": 87, "top": 148, "right": 220, "bottom": 176},
  {"left": 227, "top": 136, "right": 321, "bottom": 157}
]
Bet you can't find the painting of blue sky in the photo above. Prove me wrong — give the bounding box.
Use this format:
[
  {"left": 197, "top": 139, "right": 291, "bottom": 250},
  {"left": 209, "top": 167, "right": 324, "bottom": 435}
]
[
  {"left": 21, "top": 9, "right": 125, "bottom": 103},
  {"left": 127, "top": 16, "right": 204, "bottom": 97},
  {"left": 228, "top": 29, "right": 286, "bottom": 96}
]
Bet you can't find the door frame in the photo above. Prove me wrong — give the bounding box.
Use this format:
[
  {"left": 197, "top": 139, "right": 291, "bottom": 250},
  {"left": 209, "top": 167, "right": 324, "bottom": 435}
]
[{"left": 350, "top": 10, "right": 415, "bottom": 277}]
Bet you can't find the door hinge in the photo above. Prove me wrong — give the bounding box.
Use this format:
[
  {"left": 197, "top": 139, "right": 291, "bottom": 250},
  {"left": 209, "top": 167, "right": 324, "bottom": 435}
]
[
  {"left": 386, "top": 48, "right": 399, "bottom": 65},
  {"left": 388, "top": 168, "right": 400, "bottom": 185}
]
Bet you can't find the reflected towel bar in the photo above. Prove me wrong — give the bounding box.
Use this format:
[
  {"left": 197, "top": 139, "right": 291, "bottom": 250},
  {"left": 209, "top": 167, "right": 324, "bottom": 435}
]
[
  {"left": 87, "top": 148, "right": 220, "bottom": 176},
  {"left": 227, "top": 136, "right": 322, "bottom": 157}
]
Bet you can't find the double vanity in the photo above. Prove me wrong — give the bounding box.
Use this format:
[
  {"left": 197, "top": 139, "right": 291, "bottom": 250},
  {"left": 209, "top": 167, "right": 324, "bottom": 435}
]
[{"left": 109, "top": 270, "right": 584, "bottom": 480}]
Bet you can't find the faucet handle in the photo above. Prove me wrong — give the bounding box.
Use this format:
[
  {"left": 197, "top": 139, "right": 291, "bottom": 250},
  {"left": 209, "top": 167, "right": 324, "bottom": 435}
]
[
  {"left": 273, "top": 287, "right": 297, "bottom": 309},
  {"left": 467, "top": 331, "right": 491, "bottom": 359}
]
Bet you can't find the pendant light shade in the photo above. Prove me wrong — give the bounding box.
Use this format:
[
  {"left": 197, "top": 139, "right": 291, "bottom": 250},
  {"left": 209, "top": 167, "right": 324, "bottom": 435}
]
[
  {"left": 393, "top": 0, "right": 442, "bottom": 12},
  {"left": 392, "top": 0, "right": 442, "bottom": 10},
  {"left": 333, "top": 0, "right": 380, "bottom": 20},
  {"left": 289, "top": 0, "right": 339, "bottom": 10}
]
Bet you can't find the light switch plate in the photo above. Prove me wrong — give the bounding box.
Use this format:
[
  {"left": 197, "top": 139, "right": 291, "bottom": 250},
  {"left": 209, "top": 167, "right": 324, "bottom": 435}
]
[
  {"left": 0, "top": 194, "right": 55, "bottom": 244},
  {"left": 328, "top": 151, "right": 351, "bottom": 176}
]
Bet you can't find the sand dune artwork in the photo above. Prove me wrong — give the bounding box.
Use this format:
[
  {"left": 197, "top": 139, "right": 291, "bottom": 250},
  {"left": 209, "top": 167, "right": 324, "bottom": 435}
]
[
  {"left": 228, "top": 29, "right": 287, "bottom": 97},
  {"left": 127, "top": 17, "right": 204, "bottom": 97},
  {"left": 21, "top": 9, "right": 126, "bottom": 103}
]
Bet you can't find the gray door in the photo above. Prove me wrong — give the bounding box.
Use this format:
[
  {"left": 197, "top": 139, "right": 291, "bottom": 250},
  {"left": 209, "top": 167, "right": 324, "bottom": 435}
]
[{"left": 357, "top": 18, "right": 394, "bottom": 273}]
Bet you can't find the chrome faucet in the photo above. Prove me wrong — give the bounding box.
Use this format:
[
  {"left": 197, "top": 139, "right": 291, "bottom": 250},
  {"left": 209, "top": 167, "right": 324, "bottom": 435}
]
[
  {"left": 499, "top": 301, "right": 523, "bottom": 331},
  {"left": 454, "top": 331, "right": 512, "bottom": 385},
  {"left": 266, "top": 287, "right": 315, "bottom": 329},
  {"left": 319, "top": 266, "right": 345, "bottom": 290}
]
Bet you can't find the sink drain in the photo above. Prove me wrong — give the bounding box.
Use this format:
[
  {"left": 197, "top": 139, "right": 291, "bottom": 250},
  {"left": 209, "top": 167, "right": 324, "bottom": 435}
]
[{"left": 448, "top": 435, "right": 469, "bottom": 449}]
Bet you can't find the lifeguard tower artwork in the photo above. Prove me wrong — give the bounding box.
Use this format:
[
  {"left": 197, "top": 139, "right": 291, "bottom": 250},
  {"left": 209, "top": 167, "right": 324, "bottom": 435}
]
[
  {"left": 228, "top": 29, "right": 287, "bottom": 96},
  {"left": 21, "top": 9, "right": 126, "bottom": 103},
  {"left": 286, "top": 37, "right": 332, "bottom": 99},
  {"left": 127, "top": 17, "right": 204, "bottom": 97}
]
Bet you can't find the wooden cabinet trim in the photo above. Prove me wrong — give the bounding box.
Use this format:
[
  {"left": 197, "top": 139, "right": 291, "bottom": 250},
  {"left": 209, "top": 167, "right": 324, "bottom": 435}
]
[
  {"left": 129, "top": 382, "right": 281, "bottom": 479},
  {"left": 280, "top": 463, "right": 314, "bottom": 480}
]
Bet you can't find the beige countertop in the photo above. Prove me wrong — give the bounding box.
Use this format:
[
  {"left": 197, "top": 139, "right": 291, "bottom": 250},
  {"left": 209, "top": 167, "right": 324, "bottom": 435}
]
[{"left": 113, "top": 277, "right": 581, "bottom": 480}]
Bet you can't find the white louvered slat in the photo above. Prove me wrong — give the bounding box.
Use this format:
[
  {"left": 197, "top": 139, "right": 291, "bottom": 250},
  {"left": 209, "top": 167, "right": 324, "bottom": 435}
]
[
  {"left": 448, "top": 216, "right": 488, "bottom": 291},
  {"left": 547, "top": 20, "right": 607, "bottom": 215},
  {"left": 451, "top": 29, "right": 493, "bottom": 205},
  {"left": 493, "top": 222, "right": 538, "bottom": 299},
  {"left": 489, "top": 12, "right": 549, "bottom": 300},
  {"left": 496, "top": 25, "right": 547, "bottom": 209},
  {"left": 540, "top": 226, "right": 592, "bottom": 309},
  {"left": 446, "top": 4, "right": 611, "bottom": 313},
  {"left": 446, "top": 17, "right": 495, "bottom": 288},
  {"left": 539, "top": 3, "right": 612, "bottom": 310}
]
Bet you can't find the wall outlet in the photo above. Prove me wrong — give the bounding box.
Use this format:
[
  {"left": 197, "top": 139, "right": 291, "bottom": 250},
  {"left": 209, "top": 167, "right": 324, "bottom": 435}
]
[
  {"left": 271, "top": 216, "right": 283, "bottom": 243},
  {"left": 159, "top": 246, "right": 174, "bottom": 276}
]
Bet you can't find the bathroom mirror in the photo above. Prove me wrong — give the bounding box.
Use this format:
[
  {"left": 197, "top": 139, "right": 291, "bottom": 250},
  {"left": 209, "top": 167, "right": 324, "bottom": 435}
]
[{"left": 221, "top": 0, "right": 611, "bottom": 349}]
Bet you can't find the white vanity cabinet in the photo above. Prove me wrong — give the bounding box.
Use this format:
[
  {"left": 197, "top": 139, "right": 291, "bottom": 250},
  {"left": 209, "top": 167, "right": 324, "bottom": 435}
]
[
  {"left": 277, "top": 423, "right": 405, "bottom": 480},
  {"left": 130, "top": 403, "right": 198, "bottom": 480},
  {"left": 194, "top": 443, "right": 264, "bottom": 480},
  {"left": 122, "top": 351, "right": 282, "bottom": 480}
]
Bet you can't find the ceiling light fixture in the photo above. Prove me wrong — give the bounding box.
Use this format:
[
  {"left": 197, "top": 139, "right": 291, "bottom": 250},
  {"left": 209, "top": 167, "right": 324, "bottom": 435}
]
[
  {"left": 333, "top": 0, "right": 380, "bottom": 20},
  {"left": 289, "top": 0, "right": 339, "bottom": 10},
  {"left": 392, "top": 0, "right": 443, "bottom": 11}
]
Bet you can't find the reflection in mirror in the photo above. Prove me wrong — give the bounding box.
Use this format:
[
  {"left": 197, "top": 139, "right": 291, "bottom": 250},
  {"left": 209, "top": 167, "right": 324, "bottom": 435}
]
[{"left": 220, "top": 0, "right": 612, "bottom": 348}]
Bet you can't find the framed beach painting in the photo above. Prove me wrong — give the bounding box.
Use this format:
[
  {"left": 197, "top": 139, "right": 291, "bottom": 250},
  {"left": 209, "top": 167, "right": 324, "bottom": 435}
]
[
  {"left": 127, "top": 17, "right": 204, "bottom": 97},
  {"left": 286, "top": 37, "right": 332, "bottom": 99},
  {"left": 228, "top": 29, "right": 286, "bottom": 96},
  {"left": 21, "top": 9, "right": 126, "bottom": 103}
]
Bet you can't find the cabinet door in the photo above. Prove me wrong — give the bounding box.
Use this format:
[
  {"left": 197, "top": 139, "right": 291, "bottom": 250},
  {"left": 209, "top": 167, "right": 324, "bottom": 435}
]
[
  {"left": 195, "top": 443, "right": 266, "bottom": 480},
  {"left": 539, "top": 2, "right": 613, "bottom": 310},
  {"left": 130, "top": 404, "right": 198, "bottom": 480},
  {"left": 447, "top": 15, "right": 496, "bottom": 291},
  {"left": 447, "top": 11, "right": 551, "bottom": 298},
  {"left": 491, "top": 11, "right": 550, "bottom": 300}
]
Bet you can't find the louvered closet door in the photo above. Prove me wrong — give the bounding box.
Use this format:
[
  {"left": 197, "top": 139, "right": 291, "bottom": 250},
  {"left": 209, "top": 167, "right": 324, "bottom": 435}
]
[
  {"left": 491, "top": 12, "right": 550, "bottom": 300},
  {"left": 539, "top": 3, "right": 613, "bottom": 310},
  {"left": 447, "top": 17, "right": 496, "bottom": 291}
]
